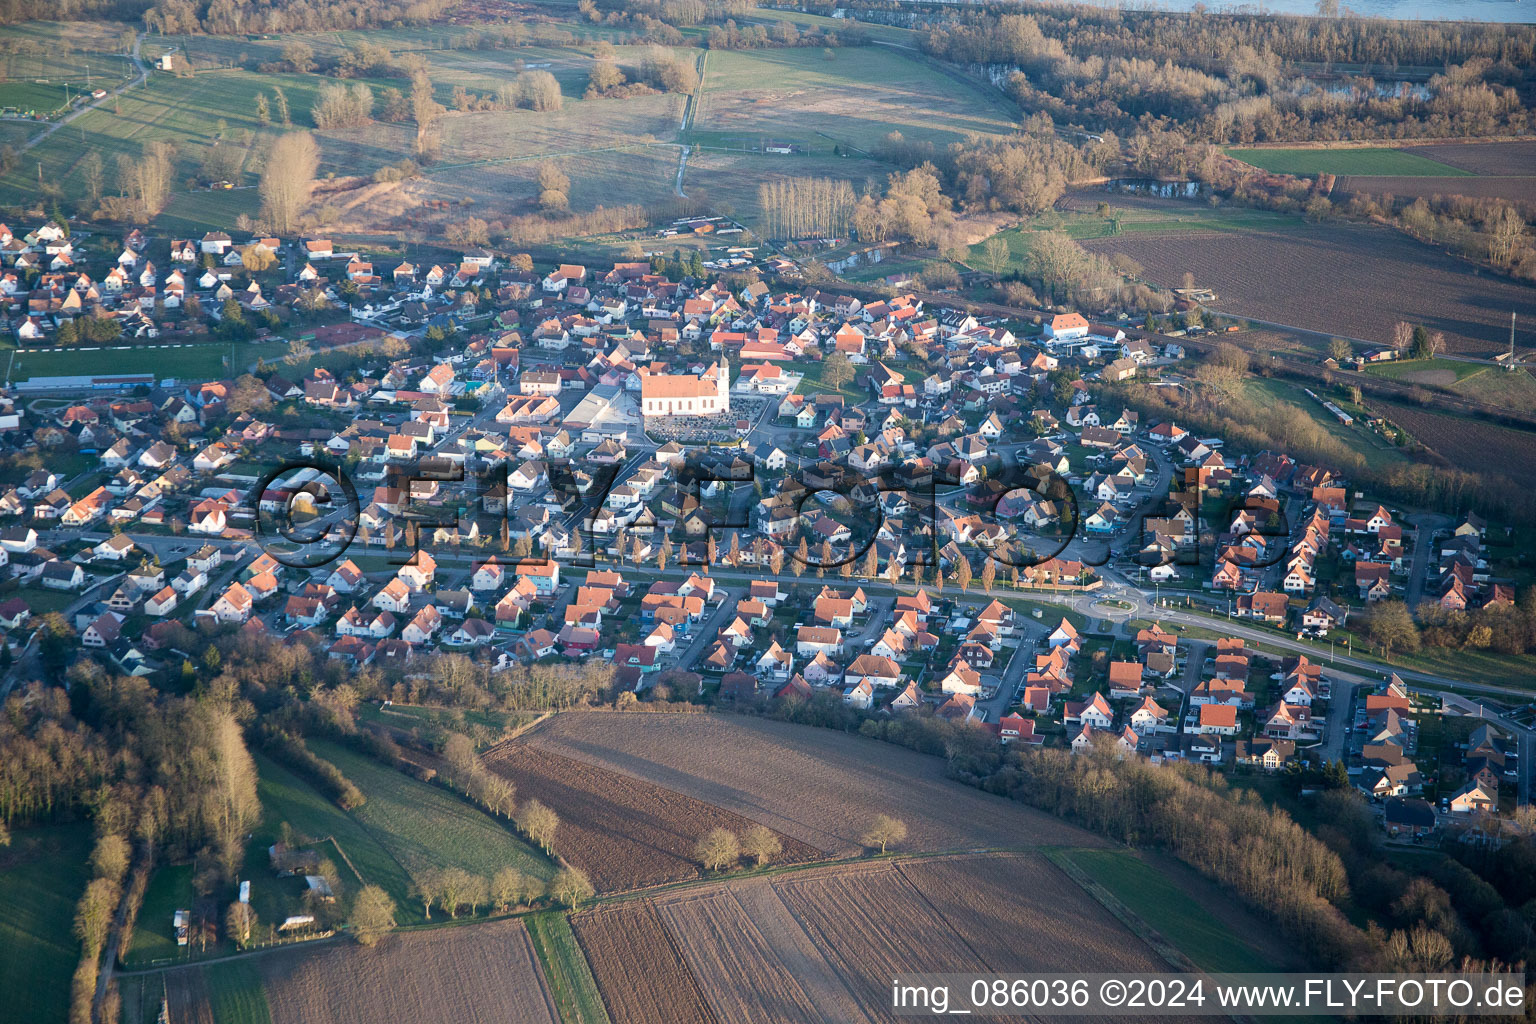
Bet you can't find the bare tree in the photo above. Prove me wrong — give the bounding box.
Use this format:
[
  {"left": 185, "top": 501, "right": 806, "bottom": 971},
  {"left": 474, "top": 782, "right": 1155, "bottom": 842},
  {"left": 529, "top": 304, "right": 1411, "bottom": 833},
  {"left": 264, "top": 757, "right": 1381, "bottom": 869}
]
[
  {"left": 517, "top": 799, "right": 559, "bottom": 853},
  {"left": 741, "top": 824, "right": 782, "bottom": 868},
  {"left": 982, "top": 235, "right": 1009, "bottom": 276},
  {"left": 550, "top": 866, "right": 594, "bottom": 907},
  {"left": 348, "top": 885, "right": 395, "bottom": 945},
  {"left": 695, "top": 827, "right": 740, "bottom": 872},
  {"left": 258, "top": 132, "right": 319, "bottom": 234},
  {"left": 862, "top": 814, "right": 908, "bottom": 854}
]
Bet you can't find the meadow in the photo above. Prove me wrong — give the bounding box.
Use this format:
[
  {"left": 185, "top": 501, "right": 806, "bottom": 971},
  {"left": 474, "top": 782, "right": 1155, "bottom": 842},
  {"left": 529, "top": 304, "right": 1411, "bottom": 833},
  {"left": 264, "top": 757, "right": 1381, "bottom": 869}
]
[
  {"left": 1057, "top": 848, "right": 1273, "bottom": 973},
  {"left": 0, "top": 823, "right": 92, "bottom": 1024},
  {"left": 306, "top": 739, "right": 554, "bottom": 885},
  {"left": 524, "top": 911, "right": 611, "bottom": 1024},
  {"left": 1225, "top": 146, "right": 1472, "bottom": 177},
  {"left": 7, "top": 340, "right": 288, "bottom": 383}
]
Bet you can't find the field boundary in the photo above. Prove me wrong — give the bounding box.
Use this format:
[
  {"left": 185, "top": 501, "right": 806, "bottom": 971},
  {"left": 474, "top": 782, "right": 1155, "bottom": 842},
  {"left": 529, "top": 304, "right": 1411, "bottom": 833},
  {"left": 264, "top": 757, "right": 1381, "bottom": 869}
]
[{"left": 1044, "top": 848, "right": 1196, "bottom": 972}]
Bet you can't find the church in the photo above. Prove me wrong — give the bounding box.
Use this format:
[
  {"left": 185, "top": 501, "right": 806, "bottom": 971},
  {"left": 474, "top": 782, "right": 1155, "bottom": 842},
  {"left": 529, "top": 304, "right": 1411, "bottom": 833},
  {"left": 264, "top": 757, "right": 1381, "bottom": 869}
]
[{"left": 640, "top": 362, "right": 731, "bottom": 418}]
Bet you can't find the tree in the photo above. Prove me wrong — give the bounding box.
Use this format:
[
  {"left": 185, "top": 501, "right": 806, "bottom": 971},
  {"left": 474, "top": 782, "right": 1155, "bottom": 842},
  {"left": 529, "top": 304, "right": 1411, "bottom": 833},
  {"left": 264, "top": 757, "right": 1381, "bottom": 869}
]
[
  {"left": 862, "top": 814, "right": 908, "bottom": 854},
  {"left": 980, "top": 557, "right": 996, "bottom": 593},
  {"left": 955, "top": 555, "right": 973, "bottom": 592},
  {"left": 283, "top": 41, "right": 316, "bottom": 73},
  {"left": 259, "top": 132, "right": 319, "bottom": 234},
  {"left": 822, "top": 350, "right": 853, "bottom": 391},
  {"left": 982, "top": 235, "right": 1009, "bottom": 276},
  {"left": 239, "top": 244, "right": 276, "bottom": 272},
  {"left": 1391, "top": 320, "right": 1414, "bottom": 354},
  {"left": 73, "top": 878, "right": 119, "bottom": 956},
  {"left": 437, "top": 866, "right": 477, "bottom": 918},
  {"left": 1328, "top": 337, "right": 1352, "bottom": 363},
  {"left": 550, "top": 866, "right": 594, "bottom": 908},
  {"left": 90, "top": 833, "right": 131, "bottom": 884},
  {"left": 517, "top": 799, "right": 559, "bottom": 853},
  {"left": 348, "top": 886, "right": 395, "bottom": 945},
  {"left": 1363, "top": 601, "right": 1421, "bottom": 660},
  {"left": 272, "top": 86, "right": 291, "bottom": 127},
  {"left": 412, "top": 869, "right": 441, "bottom": 919},
  {"left": 225, "top": 901, "right": 256, "bottom": 948},
  {"left": 791, "top": 538, "right": 809, "bottom": 580},
  {"left": 741, "top": 824, "right": 782, "bottom": 868},
  {"left": 695, "top": 827, "right": 740, "bottom": 872},
  {"left": 518, "top": 70, "right": 563, "bottom": 111},
  {"left": 255, "top": 92, "right": 271, "bottom": 126},
  {"left": 490, "top": 867, "right": 540, "bottom": 912}
]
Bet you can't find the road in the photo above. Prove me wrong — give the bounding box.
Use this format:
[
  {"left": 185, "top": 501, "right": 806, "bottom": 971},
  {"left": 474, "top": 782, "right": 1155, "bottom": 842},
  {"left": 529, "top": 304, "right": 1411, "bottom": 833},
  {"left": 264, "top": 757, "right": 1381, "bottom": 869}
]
[{"left": 15, "top": 33, "right": 147, "bottom": 154}]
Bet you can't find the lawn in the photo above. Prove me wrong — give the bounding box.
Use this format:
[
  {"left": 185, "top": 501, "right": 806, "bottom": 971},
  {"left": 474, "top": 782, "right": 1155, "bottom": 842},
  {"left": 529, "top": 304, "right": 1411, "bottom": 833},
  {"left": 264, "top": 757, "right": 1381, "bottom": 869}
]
[
  {"left": 252, "top": 751, "right": 419, "bottom": 921},
  {"left": 1060, "top": 848, "right": 1270, "bottom": 973},
  {"left": 125, "top": 863, "right": 196, "bottom": 964},
  {"left": 204, "top": 959, "right": 273, "bottom": 1024},
  {"left": 356, "top": 703, "right": 543, "bottom": 747},
  {"left": 1225, "top": 147, "right": 1472, "bottom": 177},
  {"left": 525, "top": 912, "right": 611, "bottom": 1024},
  {"left": 0, "top": 823, "right": 92, "bottom": 1024},
  {"left": 1362, "top": 357, "right": 1483, "bottom": 383},
  {"left": 154, "top": 187, "right": 263, "bottom": 238},
  {"left": 791, "top": 358, "right": 865, "bottom": 401},
  {"left": 9, "top": 341, "right": 284, "bottom": 383},
  {"left": 307, "top": 739, "right": 555, "bottom": 884}
]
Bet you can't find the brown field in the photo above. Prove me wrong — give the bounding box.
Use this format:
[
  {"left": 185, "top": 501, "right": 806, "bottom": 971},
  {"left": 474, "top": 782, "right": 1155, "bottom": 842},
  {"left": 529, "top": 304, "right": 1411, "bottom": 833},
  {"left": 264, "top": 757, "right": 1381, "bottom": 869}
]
[
  {"left": 894, "top": 852, "right": 1166, "bottom": 972},
  {"left": 1079, "top": 218, "right": 1536, "bottom": 356},
  {"left": 1337, "top": 175, "right": 1536, "bottom": 207},
  {"left": 1398, "top": 140, "right": 1536, "bottom": 177},
  {"left": 482, "top": 741, "right": 824, "bottom": 892},
  {"left": 570, "top": 901, "right": 718, "bottom": 1024},
  {"left": 1373, "top": 400, "right": 1536, "bottom": 491},
  {"left": 578, "top": 852, "right": 1183, "bottom": 1024},
  {"left": 258, "top": 919, "right": 558, "bottom": 1024},
  {"left": 162, "top": 966, "right": 216, "bottom": 1024},
  {"left": 518, "top": 712, "right": 1107, "bottom": 856}
]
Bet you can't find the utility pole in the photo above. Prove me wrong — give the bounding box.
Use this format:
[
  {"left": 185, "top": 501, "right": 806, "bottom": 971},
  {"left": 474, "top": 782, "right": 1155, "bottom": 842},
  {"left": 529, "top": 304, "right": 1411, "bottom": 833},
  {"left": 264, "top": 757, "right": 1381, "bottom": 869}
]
[{"left": 1511, "top": 311, "right": 1518, "bottom": 368}]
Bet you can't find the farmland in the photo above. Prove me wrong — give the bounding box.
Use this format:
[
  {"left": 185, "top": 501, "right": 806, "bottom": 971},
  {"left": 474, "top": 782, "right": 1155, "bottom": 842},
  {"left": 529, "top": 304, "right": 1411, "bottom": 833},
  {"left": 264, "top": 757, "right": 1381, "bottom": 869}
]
[
  {"left": 1225, "top": 146, "right": 1470, "bottom": 177},
  {"left": 1077, "top": 214, "right": 1536, "bottom": 356},
  {"left": 1372, "top": 400, "right": 1536, "bottom": 491},
  {"left": 482, "top": 739, "right": 824, "bottom": 892},
  {"left": 571, "top": 901, "right": 718, "bottom": 1024},
  {"left": 0, "top": 824, "right": 92, "bottom": 1024},
  {"left": 692, "top": 46, "right": 1016, "bottom": 153},
  {"left": 163, "top": 918, "right": 559, "bottom": 1024},
  {"left": 1397, "top": 140, "right": 1536, "bottom": 176},
  {"left": 573, "top": 852, "right": 1176, "bottom": 1024},
  {"left": 517, "top": 712, "right": 1107, "bottom": 856},
  {"left": 524, "top": 912, "right": 611, "bottom": 1024},
  {"left": 1335, "top": 175, "right": 1536, "bottom": 206}
]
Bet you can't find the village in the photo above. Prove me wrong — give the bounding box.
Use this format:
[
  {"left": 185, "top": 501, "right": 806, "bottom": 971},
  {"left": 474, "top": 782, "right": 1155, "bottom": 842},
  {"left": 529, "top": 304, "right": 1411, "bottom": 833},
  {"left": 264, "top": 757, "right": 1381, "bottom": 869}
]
[{"left": 0, "top": 217, "right": 1530, "bottom": 856}]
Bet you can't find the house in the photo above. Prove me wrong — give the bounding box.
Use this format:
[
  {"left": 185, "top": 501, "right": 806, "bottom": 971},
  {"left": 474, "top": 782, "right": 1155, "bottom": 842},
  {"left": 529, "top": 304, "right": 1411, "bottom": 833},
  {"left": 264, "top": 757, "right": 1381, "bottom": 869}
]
[
  {"left": 1194, "top": 704, "right": 1238, "bottom": 736},
  {"left": 1235, "top": 738, "right": 1296, "bottom": 771},
  {"left": 1128, "top": 697, "right": 1170, "bottom": 734},
  {"left": 1063, "top": 692, "right": 1113, "bottom": 729},
  {"left": 210, "top": 583, "right": 254, "bottom": 623},
  {"left": 844, "top": 654, "right": 901, "bottom": 689},
  {"left": 1383, "top": 797, "right": 1437, "bottom": 837},
  {"left": 1448, "top": 779, "right": 1497, "bottom": 814},
  {"left": 1106, "top": 660, "right": 1143, "bottom": 699},
  {"left": 997, "top": 713, "right": 1040, "bottom": 745},
  {"left": 939, "top": 663, "right": 982, "bottom": 697},
  {"left": 795, "top": 626, "right": 842, "bottom": 658}
]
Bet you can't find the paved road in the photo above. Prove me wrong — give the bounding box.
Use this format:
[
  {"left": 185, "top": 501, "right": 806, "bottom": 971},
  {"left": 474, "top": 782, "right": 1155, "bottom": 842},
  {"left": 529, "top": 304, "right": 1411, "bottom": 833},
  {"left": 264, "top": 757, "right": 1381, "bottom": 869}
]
[{"left": 17, "top": 33, "right": 146, "bottom": 154}]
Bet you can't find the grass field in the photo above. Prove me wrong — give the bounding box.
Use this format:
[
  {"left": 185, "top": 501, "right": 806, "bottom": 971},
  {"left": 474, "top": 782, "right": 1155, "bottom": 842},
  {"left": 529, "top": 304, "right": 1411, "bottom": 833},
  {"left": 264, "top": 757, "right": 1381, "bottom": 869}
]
[
  {"left": 695, "top": 46, "right": 1015, "bottom": 152},
  {"left": 1060, "top": 848, "right": 1270, "bottom": 973},
  {"left": 1363, "top": 356, "right": 1484, "bottom": 384},
  {"left": 0, "top": 823, "right": 92, "bottom": 1024},
  {"left": 356, "top": 703, "right": 543, "bottom": 747},
  {"left": 205, "top": 959, "right": 273, "bottom": 1024},
  {"left": 8, "top": 340, "right": 287, "bottom": 382},
  {"left": 1225, "top": 147, "right": 1472, "bottom": 177},
  {"left": 1243, "top": 377, "right": 1409, "bottom": 469},
  {"left": 126, "top": 863, "right": 195, "bottom": 964},
  {"left": 307, "top": 739, "right": 555, "bottom": 885},
  {"left": 525, "top": 911, "right": 612, "bottom": 1024},
  {"left": 253, "top": 751, "right": 419, "bottom": 918}
]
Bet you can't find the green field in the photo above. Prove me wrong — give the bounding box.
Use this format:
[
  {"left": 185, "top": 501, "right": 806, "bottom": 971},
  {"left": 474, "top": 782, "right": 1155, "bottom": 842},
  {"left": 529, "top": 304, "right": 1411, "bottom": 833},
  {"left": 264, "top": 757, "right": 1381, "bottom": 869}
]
[
  {"left": 127, "top": 863, "right": 196, "bottom": 964},
  {"left": 1225, "top": 147, "right": 1472, "bottom": 177},
  {"left": 1061, "top": 849, "right": 1270, "bottom": 973},
  {"left": 9, "top": 340, "right": 288, "bottom": 382},
  {"left": 252, "top": 751, "right": 419, "bottom": 919},
  {"left": 205, "top": 959, "right": 273, "bottom": 1024},
  {"left": 308, "top": 739, "right": 555, "bottom": 884},
  {"left": 356, "top": 703, "right": 543, "bottom": 747},
  {"left": 1362, "top": 356, "right": 1482, "bottom": 383},
  {"left": 525, "top": 912, "right": 611, "bottom": 1024},
  {"left": 0, "top": 824, "right": 92, "bottom": 1024},
  {"left": 1242, "top": 377, "right": 1409, "bottom": 470}
]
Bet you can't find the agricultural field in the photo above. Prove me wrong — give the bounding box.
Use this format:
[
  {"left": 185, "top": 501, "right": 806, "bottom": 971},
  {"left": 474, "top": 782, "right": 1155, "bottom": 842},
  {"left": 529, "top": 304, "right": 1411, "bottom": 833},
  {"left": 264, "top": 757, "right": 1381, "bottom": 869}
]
[
  {"left": 0, "top": 824, "right": 92, "bottom": 1024},
  {"left": 1373, "top": 400, "right": 1536, "bottom": 491},
  {"left": 1224, "top": 146, "right": 1470, "bottom": 177},
  {"left": 682, "top": 150, "right": 888, "bottom": 228},
  {"left": 163, "top": 918, "right": 559, "bottom": 1024},
  {"left": 576, "top": 852, "right": 1178, "bottom": 1024},
  {"left": 571, "top": 901, "right": 718, "bottom": 1024},
  {"left": 517, "top": 712, "right": 1107, "bottom": 856},
  {"left": 1335, "top": 175, "right": 1536, "bottom": 206},
  {"left": 306, "top": 739, "right": 554, "bottom": 884},
  {"left": 1396, "top": 140, "right": 1536, "bottom": 176},
  {"left": 693, "top": 46, "right": 1015, "bottom": 153},
  {"left": 1077, "top": 215, "right": 1536, "bottom": 356},
  {"left": 482, "top": 740, "right": 824, "bottom": 892}
]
